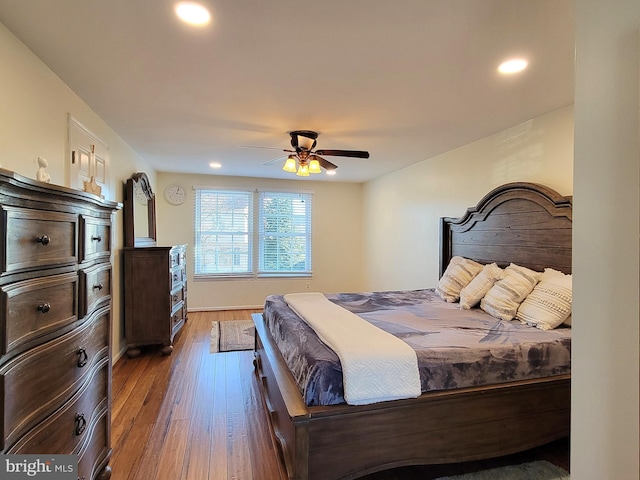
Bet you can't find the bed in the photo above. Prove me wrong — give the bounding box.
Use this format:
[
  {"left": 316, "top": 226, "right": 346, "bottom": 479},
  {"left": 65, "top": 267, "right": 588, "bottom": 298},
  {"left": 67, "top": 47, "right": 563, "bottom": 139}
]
[{"left": 252, "top": 182, "right": 572, "bottom": 480}]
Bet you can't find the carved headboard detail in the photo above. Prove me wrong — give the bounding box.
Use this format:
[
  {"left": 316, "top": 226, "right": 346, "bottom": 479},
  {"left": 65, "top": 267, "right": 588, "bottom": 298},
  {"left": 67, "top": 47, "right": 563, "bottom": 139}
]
[{"left": 440, "top": 182, "right": 572, "bottom": 276}]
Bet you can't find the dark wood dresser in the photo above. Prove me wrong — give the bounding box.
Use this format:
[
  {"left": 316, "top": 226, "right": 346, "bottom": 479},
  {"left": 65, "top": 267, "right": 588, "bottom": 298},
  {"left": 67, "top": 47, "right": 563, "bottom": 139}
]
[
  {"left": 0, "top": 168, "right": 120, "bottom": 480},
  {"left": 122, "top": 173, "right": 187, "bottom": 357},
  {"left": 123, "top": 244, "right": 187, "bottom": 357}
]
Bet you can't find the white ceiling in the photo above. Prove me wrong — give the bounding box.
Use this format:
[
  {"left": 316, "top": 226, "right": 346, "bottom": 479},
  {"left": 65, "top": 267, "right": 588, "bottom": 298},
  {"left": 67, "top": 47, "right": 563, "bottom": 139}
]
[{"left": 0, "top": 0, "right": 574, "bottom": 183}]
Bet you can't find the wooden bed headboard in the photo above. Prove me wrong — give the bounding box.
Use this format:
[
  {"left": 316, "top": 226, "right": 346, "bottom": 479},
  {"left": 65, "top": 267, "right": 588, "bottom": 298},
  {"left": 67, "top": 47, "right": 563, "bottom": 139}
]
[{"left": 440, "top": 182, "right": 572, "bottom": 277}]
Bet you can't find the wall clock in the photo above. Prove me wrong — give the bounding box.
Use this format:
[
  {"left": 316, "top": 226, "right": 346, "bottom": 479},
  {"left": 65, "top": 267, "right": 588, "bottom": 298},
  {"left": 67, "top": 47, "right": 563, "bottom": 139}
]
[{"left": 164, "top": 184, "right": 186, "bottom": 205}]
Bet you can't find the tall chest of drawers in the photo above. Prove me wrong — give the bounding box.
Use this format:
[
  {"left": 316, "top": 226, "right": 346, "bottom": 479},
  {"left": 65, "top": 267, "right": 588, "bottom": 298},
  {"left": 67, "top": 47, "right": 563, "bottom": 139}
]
[
  {"left": 123, "top": 244, "right": 187, "bottom": 357},
  {"left": 0, "top": 169, "right": 120, "bottom": 480}
]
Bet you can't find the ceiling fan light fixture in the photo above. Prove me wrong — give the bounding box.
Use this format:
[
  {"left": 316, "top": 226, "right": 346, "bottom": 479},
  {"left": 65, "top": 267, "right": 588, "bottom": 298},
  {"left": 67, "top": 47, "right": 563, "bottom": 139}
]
[
  {"left": 290, "top": 130, "right": 318, "bottom": 151},
  {"left": 308, "top": 159, "right": 322, "bottom": 174},
  {"left": 297, "top": 136, "right": 315, "bottom": 150},
  {"left": 282, "top": 155, "right": 297, "bottom": 173},
  {"left": 296, "top": 164, "right": 310, "bottom": 177},
  {"left": 266, "top": 130, "right": 368, "bottom": 177}
]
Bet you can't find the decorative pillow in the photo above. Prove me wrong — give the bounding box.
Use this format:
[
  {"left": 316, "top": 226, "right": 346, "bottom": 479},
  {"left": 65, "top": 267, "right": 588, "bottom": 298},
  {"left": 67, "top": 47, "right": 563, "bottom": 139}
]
[
  {"left": 517, "top": 268, "right": 572, "bottom": 330},
  {"left": 459, "top": 263, "right": 504, "bottom": 309},
  {"left": 436, "top": 256, "right": 483, "bottom": 303},
  {"left": 480, "top": 263, "right": 541, "bottom": 321}
]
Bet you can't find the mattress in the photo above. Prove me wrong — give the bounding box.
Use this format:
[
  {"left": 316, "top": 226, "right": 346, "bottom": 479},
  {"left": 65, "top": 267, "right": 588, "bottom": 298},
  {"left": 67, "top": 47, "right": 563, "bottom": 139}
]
[{"left": 263, "top": 289, "right": 571, "bottom": 406}]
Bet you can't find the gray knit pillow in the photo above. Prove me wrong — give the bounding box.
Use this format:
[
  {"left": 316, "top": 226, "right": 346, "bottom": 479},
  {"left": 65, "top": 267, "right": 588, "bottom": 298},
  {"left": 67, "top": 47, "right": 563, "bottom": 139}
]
[
  {"left": 480, "top": 263, "right": 540, "bottom": 321},
  {"left": 436, "top": 256, "right": 483, "bottom": 303}
]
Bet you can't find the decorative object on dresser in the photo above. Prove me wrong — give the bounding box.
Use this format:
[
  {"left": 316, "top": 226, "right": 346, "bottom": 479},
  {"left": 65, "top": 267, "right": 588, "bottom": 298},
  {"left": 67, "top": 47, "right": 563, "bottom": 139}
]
[
  {"left": 122, "top": 173, "right": 187, "bottom": 357},
  {"left": 83, "top": 176, "right": 103, "bottom": 198},
  {"left": 0, "top": 168, "right": 120, "bottom": 480},
  {"left": 36, "top": 156, "right": 51, "bottom": 183}
]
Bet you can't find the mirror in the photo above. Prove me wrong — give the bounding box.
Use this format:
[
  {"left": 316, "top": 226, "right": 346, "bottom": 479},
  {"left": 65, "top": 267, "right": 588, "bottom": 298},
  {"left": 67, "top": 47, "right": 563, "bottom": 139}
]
[{"left": 124, "top": 172, "right": 157, "bottom": 247}]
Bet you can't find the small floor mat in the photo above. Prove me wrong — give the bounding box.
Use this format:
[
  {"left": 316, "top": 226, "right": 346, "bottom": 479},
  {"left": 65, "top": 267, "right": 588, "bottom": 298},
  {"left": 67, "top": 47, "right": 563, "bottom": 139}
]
[{"left": 210, "top": 320, "right": 255, "bottom": 353}]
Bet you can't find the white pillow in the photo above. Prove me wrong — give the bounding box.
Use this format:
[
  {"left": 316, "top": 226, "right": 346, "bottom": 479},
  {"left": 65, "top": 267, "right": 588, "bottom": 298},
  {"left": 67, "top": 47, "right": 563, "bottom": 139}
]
[
  {"left": 480, "top": 263, "right": 541, "bottom": 321},
  {"left": 459, "top": 263, "right": 504, "bottom": 309},
  {"left": 517, "top": 268, "right": 572, "bottom": 330},
  {"left": 436, "top": 256, "right": 483, "bottom": 303}
]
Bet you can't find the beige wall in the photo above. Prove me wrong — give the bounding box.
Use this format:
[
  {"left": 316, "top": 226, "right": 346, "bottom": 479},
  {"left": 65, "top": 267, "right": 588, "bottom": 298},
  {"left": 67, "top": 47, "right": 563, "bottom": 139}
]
[
  {"left": 573, "top": 0, "right": 639, "bottom": 477},
  {"left": 362, "top": 105, "right": 574, "bottom": 291},
  {"left": 155, "top": 172, "right": 365, "bottom": 309},
  {"left": 0, "top": 22, "right": 156, "bottom": 360}
]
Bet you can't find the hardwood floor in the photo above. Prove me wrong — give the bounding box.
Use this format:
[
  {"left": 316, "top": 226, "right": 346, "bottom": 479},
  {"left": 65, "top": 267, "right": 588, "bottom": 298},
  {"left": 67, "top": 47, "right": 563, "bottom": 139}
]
[{"left": 111, "top": 310, "right": 569, "bottom": 480}]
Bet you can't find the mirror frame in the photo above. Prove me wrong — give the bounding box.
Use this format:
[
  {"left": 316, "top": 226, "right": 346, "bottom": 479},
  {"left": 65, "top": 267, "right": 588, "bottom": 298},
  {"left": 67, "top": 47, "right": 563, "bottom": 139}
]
[{"left": 123, "top": 172, "right": 157, "bottom": 248}]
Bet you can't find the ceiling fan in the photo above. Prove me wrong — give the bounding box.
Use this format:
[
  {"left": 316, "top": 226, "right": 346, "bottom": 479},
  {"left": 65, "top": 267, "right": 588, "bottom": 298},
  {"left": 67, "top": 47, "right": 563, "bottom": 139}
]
[{"left": 252, "top": 130, "right": 370, "bottom": 176}]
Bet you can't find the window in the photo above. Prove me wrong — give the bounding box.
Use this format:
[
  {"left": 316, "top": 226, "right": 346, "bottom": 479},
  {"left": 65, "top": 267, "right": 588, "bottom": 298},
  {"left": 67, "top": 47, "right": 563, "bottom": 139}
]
[
  {"left": 194, "top": 190, "right": 252, "bottom": 275},
  {"left": 194, "top": 188, "right": 312, "bottom": 277},
  {"left": 258, "top": 191, "right": 312, "bottom": 276}
]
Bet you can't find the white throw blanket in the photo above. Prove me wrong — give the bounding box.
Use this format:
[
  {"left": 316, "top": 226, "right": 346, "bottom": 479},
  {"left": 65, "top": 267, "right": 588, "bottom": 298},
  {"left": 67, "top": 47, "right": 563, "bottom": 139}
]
[{"left": 284, "top": 292, "right": 421, "bottom": 405}]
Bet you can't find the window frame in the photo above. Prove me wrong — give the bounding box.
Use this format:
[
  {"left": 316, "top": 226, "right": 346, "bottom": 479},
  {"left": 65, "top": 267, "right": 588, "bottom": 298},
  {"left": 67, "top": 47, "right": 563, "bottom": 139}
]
[
  {"left": 257, "top": 190, "right": 313, "bottom": 277},
  {"left": 193, "top": 188, "right": 253, "bottom": 278},
  {"left": 193, "top": 187, "right": 313, "bottom": 279}
]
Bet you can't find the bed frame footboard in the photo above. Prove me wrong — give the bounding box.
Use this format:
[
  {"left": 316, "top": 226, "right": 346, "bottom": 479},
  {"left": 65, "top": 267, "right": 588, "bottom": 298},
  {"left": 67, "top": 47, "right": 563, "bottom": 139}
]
[{"left": 253, "top": 313, "right": 570, "bottom": 480}]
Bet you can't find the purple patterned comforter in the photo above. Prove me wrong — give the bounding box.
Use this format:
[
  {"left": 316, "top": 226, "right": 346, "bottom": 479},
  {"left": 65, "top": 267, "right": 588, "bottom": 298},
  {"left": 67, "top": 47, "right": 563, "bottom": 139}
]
[{"left": 263, "top": 289, "right": 571, "bottom": 406}]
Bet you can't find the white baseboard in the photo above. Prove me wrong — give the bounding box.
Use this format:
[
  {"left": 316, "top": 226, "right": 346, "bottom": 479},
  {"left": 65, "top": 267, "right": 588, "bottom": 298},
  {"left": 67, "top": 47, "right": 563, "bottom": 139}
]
[{"left": 113, "top": 344, "right": 128, "bottom": 366}]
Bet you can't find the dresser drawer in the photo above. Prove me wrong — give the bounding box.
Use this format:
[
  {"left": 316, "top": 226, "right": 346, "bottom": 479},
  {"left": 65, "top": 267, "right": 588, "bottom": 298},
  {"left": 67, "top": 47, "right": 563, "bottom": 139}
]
[
  {"left": 0, "top": 272, "right": 78, "bottom": 356},
  {"left": 171, "top": 302, "right": 185, "bottom": 337},
  {"left": 2, "top": 207, "right": 78, "bottom": 274},
  {"left": 170, "top": 266, "right": 184, "bottom": 291},
  {"left": 80, "top": 216, "right": 112, "bottom": 263},
  {"left": 170, "top": 287, "right": 184, "bottom": 310},
  {"left": 170, "top": 249, "right": 182, "bottom": 268},
  {"left": 77, "top": 407, "right": 110, "bottom": 480},
  {"left": 0, "top": 310, "right": 109, "bottom": 449},
  {"left": 79, "top": 264, "right": 111, "bottom": 318},
  {"left": 7, "top": 360, "right": 108, "bottom": 456}
]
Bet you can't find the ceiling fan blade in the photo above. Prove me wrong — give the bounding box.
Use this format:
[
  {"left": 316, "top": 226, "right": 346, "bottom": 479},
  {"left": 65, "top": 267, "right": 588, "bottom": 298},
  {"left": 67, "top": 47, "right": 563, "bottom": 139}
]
[
  {"left": 241, "top": 145, "right": 295, "bottom": 153},
  {"left": 262, "top": 155, "right": 288, "bottom": 166},
  {"left": 313, "top": 155, "right": 338, "bottom": 171},
  {"left": 314, "top": 149, "right": 370, "bottom": 159}
]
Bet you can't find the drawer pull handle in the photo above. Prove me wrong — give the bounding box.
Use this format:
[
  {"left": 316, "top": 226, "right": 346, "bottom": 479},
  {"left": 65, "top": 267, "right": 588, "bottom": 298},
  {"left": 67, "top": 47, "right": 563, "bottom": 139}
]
[
  {"left": 77, "top": 348, "right": 88, "bottom": 367},
  {"left": 93, "top": 283, "right": 104, "bottom": 291},
  {"left": 75, "top": 413, "right": 87, "bottom": 436},
  {"left": 37, "top": 303, "right": 51, "bottom": 313},
  {"left": 36, "top": 235, "right": 50, "bottom": 245},
  {"left": 91, "top": 235, "right": 102, "bottom": 242}
]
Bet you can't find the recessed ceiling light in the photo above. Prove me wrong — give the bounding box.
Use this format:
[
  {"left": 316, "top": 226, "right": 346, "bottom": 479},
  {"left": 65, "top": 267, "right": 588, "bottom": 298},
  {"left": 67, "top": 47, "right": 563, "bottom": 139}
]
[
  {"left": 326, "top": 170, "right": 337, "bottom": 176},
  {"left": 209, "top": 162, "right": 221, "bottom": 169},
  {"left": 175, "top": 2, "right": 211, "bottom": 26},
  {"left": 498, "top": 58, "right": 528, "bottom": 75}
]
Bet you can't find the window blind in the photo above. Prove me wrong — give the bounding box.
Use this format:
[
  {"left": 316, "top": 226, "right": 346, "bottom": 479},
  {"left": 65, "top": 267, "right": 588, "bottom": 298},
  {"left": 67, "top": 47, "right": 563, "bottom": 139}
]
[
  {"left": 194, "top": 189, "right": 252, "bottom": 276},
  {"left": 258, "top": 191, "right": 312, "bottom": 276}
]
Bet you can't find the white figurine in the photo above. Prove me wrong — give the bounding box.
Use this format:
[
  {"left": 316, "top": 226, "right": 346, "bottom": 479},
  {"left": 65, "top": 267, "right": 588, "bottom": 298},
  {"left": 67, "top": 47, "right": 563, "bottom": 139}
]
[{"left": 36, "top": 156, "right": 51, "bottom": 183}]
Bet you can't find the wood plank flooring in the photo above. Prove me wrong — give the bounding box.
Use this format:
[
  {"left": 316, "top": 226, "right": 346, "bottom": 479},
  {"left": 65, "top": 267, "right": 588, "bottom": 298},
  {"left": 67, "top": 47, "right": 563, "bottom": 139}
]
[{"left": 111, "top": 310, "right": 569, "bottom": 480}]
